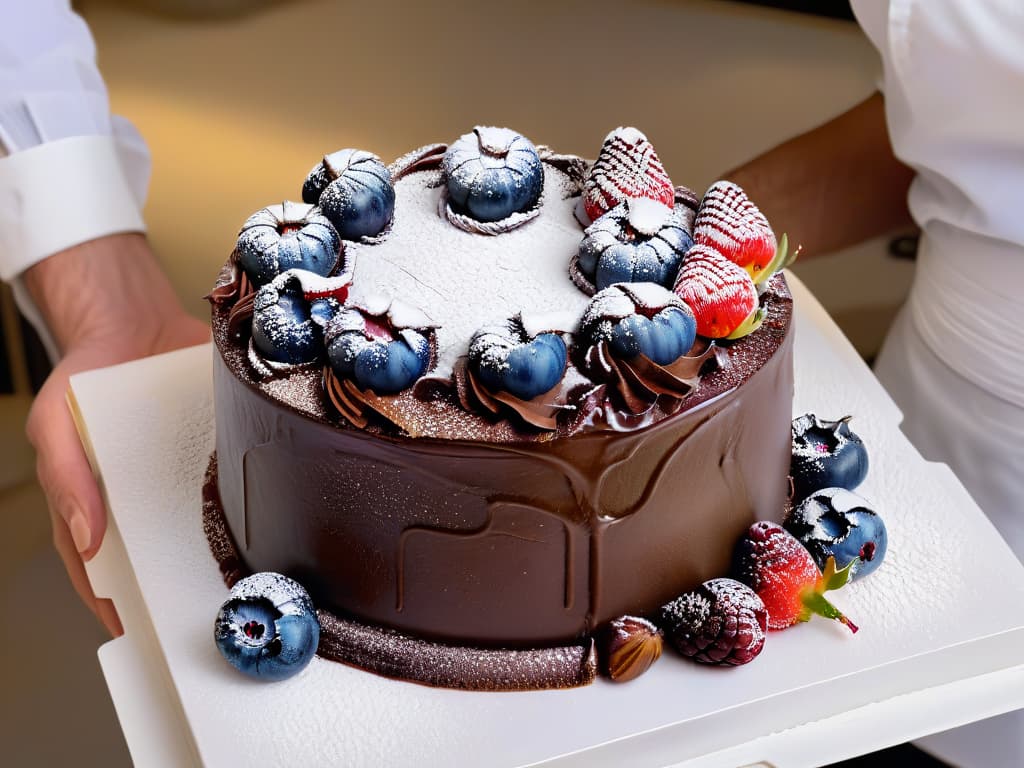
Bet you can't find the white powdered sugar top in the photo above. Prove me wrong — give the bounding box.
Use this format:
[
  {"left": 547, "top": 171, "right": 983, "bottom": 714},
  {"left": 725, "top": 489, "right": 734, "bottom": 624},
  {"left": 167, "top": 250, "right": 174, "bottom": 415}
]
[
  {"left": 347, "top": 165, "right": 591, "bottom": 378},
  {"left": 627, "top": 196, "right": 672, "bottom": 236},
  {"left": 606, "top": 126, "right": 647, "bottom": 145}
]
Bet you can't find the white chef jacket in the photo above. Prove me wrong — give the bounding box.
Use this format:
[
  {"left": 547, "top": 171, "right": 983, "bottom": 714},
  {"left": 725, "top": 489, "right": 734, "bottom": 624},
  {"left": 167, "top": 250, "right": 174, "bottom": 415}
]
[
  {"left": 0, "top": 0, "right": 150, "bottom": 358},
  {"left": 851, "top": 1, "right": 1024, "bottom": 766}
]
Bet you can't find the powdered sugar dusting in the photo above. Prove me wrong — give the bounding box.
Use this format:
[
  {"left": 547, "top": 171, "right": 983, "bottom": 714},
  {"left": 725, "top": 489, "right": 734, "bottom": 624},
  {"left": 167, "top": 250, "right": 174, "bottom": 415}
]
[{"left": 348, "top": 164, "right": 589, "bottom": 378}]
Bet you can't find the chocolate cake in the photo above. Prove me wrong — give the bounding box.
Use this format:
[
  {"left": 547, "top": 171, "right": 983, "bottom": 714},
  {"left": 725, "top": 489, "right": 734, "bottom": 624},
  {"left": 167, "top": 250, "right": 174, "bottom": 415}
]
[{"left": 206, "top": 127, "right": 795, "bottom": 689}]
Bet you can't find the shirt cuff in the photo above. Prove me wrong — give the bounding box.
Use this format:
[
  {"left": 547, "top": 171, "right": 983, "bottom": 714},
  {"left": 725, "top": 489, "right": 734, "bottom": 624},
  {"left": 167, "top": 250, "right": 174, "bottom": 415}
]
[{"left": 0, "top": 134, "right": 147, "bottom": 282}]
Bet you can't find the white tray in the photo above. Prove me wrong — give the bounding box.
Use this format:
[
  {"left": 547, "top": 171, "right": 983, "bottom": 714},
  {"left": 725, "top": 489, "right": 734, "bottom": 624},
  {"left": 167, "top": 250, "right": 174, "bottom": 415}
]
[{"left": 72, "top": 275, "right": 1024, "bottom": 768}]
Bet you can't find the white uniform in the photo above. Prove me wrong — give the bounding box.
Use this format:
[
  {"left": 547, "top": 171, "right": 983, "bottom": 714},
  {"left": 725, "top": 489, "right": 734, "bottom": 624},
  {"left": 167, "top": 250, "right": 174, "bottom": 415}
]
[
  {"left": 851, "top": 1, "right": 1024, "bottom": 765},
  {"left": 0, "top": 0, "right": 149, "bottom": 358}
]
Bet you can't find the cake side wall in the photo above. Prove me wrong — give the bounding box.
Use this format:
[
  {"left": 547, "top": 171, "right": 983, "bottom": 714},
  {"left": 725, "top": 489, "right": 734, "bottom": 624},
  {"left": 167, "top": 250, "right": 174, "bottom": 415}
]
[{"left": 211, "top": 320, "right": 794, "bottom": 647}]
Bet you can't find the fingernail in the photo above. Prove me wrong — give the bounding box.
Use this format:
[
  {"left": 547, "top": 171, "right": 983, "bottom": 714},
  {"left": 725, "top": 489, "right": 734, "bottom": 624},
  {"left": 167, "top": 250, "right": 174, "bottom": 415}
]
[{"left": 68, "top": 508, "right": 92, "bottom": 554}]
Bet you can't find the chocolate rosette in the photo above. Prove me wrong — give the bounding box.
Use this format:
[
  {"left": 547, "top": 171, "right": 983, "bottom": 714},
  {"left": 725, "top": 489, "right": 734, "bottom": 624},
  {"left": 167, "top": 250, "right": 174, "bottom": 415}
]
[
  {"left": 577, "top": 282, "right": 721, "bottom": 415},
  {"left": 455, "top": 315, "right": 571, "bottom": 431},
  {"left": 323, "top": 295, "right": 437, "bottom": 430},
  {"left": 572, "top": 197, "right": 693, "bottom": 295},
  {"left": 234, "top": 201, "right": 343, "bottom": 286}
]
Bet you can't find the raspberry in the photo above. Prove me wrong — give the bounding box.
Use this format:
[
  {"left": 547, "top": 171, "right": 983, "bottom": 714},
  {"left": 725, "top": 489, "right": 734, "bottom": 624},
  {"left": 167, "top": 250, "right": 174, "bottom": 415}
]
[{"left": 659, "top": 578, "right": 767, "bottom": 666}]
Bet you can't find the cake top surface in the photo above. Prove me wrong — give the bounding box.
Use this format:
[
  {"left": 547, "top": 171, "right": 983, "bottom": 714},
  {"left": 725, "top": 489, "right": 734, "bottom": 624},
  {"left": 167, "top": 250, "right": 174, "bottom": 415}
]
[
  {"left": 347, "top": 162, "right": 587, "bottom": 379},
  {"left": 210, "top": 126, "right": 795, "bottom": 442}
]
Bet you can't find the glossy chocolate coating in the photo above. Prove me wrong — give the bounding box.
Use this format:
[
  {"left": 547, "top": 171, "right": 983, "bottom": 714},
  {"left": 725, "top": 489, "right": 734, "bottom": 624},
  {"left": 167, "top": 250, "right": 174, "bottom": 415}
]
[{"left": 210, "top": 280, "right": 793, "bottom": 648}]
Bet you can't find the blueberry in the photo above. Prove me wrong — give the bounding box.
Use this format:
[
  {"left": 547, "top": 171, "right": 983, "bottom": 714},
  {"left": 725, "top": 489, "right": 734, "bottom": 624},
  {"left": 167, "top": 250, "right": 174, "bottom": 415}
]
[
  {"left": 304, "top": 149, "right": 395, "bottom": 240},
  {"left": 235, "top": 202, "right": 341, "bottom": 286},
  {"left": 443, "top": 127, "right": 544, "bottom": 223},
  {"left": 580, "top": 283, "right": 697, "bottom": 364},
  {"left": 577, "top": 199, "right": 692, "bottom": 291},
  {"left": 607, "top": 306, "right": 697, "bottom": 365},
  {"left": 214, "top": 572, "right": 319, "bottom": 682},
  {"left": 326, "top": 309, "right": 430, "bottom": 394},
  {"left": 785, "top": 488, "right": 887, "bottom": 581},
  {"left": 252, "top": 284, "right": 321, "bottom": 365},
  {"left": 470, "top": 322, "right": 567, "bottom": 401},
  {"left": 790, "top": 414, "right": 869, "bottom": 502}
]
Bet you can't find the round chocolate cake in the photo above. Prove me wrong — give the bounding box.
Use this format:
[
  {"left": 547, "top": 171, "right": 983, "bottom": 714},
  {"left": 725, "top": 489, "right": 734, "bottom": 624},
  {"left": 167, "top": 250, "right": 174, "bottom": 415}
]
[{"left": 206, "top": 127, "right": 795, "bottom": 688}]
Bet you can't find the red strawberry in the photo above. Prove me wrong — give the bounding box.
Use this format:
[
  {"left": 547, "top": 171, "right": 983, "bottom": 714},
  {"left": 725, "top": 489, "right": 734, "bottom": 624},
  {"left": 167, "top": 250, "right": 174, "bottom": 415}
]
[
  {"left": 733, "top": 521, "right": 858, "bottom": 633},
  {"left": 693, "top": 181, "right": 777, "bottom": 280},
  {"left": 583, "top": 127, "right": 674, "bottom": 222},
  {"left": 672, "top": 244, "right": 763, "bottom": 339}
]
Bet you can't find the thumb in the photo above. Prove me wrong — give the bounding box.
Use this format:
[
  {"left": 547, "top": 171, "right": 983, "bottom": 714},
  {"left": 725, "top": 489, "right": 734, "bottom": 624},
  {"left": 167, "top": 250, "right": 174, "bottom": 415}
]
[{"left": 26, "top": 370, "right": 107, "bottom": 561}]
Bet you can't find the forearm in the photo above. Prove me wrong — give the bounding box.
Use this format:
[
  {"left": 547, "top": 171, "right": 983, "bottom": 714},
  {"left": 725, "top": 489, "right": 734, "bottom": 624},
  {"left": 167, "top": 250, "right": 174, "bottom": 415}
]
[
  {"left": 22, "top": 233, "right": 188, "bottom": 354},
  {"left": 727, "top": 93, "right": 915, "bottom": 257}
]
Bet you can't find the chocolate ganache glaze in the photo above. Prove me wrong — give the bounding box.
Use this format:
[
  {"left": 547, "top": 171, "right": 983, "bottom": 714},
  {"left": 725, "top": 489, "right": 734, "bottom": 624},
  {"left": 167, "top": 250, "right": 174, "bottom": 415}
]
[{"left": 208, "top": 137, "right": 794, "bottom": 665}]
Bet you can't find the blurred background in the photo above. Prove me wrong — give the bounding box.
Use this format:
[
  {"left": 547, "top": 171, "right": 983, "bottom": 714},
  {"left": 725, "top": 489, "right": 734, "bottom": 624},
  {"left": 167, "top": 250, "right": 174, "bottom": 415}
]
[{"left": 0, "top": 0, "right": 916, "bottom": 764}]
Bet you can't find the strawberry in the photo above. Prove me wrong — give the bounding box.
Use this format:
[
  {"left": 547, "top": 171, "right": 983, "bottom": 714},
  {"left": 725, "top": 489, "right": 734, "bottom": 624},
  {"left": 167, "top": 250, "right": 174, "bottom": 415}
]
[
  {"left": 693, "top": 181, "right": 779, "bottom": 282},
  {"left": 583, "top": 127, "right": 674, "bottom": 223},
  {"left": 672, "top": 244, "right": 764, "bottom": 339},
  {"left": 732, "top": 521, "right": 858, "bottom": 633}
]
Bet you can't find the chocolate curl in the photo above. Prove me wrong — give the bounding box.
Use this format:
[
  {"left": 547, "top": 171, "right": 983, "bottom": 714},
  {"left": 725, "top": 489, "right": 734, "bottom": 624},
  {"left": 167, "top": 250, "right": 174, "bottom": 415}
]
[
  {"left": 536, "top": 146, "right": 589, "bottom": 189},
  {"left": 207, "top": 257, "right": 255, "bottom": 308},
  {"left": 453, "top": 358, "right": 566, "bottom": 431},
  {"left": 674, "top": 185, "right": 699, "bottom": 231},
  {"left": 226, "top": 286, "right": 256, "bottom": 340},
  {"left": 323, "top": 366, "right": 369, "bottom": 429},
  {"left": 674, "top": 184, "right": 700, "bottom": 212},
  {"left": 388, "top": 143, "right": 447, "bottom": 181}
]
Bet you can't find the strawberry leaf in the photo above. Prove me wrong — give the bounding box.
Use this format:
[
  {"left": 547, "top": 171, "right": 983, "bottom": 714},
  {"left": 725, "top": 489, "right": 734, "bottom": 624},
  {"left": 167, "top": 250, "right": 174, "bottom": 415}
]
[
  {"left": 823, "top": 556, "right": 859, "bottom": 592},
  {"left": 725, "top": 306, "right": 767, "bottom": 340},
  {"left": 752, "top": 232, "right": 801, "bottom": 286}
]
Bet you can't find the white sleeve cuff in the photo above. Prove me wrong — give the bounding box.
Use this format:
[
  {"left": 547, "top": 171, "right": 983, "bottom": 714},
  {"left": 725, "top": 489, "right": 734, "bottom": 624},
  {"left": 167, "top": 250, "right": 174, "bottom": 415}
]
[{"left": 0, "top": 134, "right": 148, "bottom": 281}]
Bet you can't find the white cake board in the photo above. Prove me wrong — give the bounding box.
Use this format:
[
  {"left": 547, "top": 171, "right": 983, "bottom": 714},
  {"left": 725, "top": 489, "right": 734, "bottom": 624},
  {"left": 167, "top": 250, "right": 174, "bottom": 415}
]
[{"left": 71, "top": 276, "right": 1024, "bottom": 768}]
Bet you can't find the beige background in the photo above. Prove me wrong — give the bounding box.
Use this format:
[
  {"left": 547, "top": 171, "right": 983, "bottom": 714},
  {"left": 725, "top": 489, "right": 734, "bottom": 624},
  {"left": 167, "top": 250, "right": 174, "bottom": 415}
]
[{"left": 1, "top": 1, "right": 912, "bottom": 764}]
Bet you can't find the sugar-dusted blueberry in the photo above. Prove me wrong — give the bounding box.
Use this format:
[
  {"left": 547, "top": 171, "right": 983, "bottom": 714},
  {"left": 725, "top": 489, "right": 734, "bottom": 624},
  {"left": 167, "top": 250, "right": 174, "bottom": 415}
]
[
  {"left": 213, "top": 572, "right": 319, "bottom": 682},
  {"left": 577, "top": 198, "right": 693, "bottom": 292},
  {"left": 470, "top": 320, "right": 567, "bottom": 401},
  {"left": 326, "top": 305, "right": 431, "bottom": 394},
  {"left": 303, "top": 149, "right": 395, "bottom": 240},
  {"left": 785, "top": 487, "right": 888, "bottom": 581},
  {"left": 790, "top": 414, "right": 869, "bottom": 502},
  {"left": 580, "top": 282, "right": 697, "bottom": 366},
  {"left": 607, "top": 306, "right": 697, "bottom": 366},
  {"left": 252, "top": 282, "right": 321, "bottom": 365},
  {"left": 443, "top": 127, "right": 544, "bottom": 223},
  {"left": 235, "top": 201, "right": 342, "bottom": 286}
]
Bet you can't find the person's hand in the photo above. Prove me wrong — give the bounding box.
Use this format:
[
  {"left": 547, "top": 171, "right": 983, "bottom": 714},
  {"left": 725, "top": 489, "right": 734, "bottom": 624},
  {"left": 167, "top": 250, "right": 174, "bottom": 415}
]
[{"left": 23, "top": 233, "right": 210, "bottom": 636}]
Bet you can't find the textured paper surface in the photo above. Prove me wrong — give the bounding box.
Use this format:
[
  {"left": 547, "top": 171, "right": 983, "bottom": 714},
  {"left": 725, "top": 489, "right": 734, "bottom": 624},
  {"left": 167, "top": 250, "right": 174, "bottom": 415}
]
[{"left": 72, "top": 276, "right": 1024, "bottom": 768}]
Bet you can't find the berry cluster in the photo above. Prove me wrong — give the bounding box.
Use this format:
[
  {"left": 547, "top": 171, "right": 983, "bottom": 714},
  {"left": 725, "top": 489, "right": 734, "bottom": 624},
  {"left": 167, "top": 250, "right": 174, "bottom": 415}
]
[{"left": 595, "top": 419, "right": 887, "bottom": 684}]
